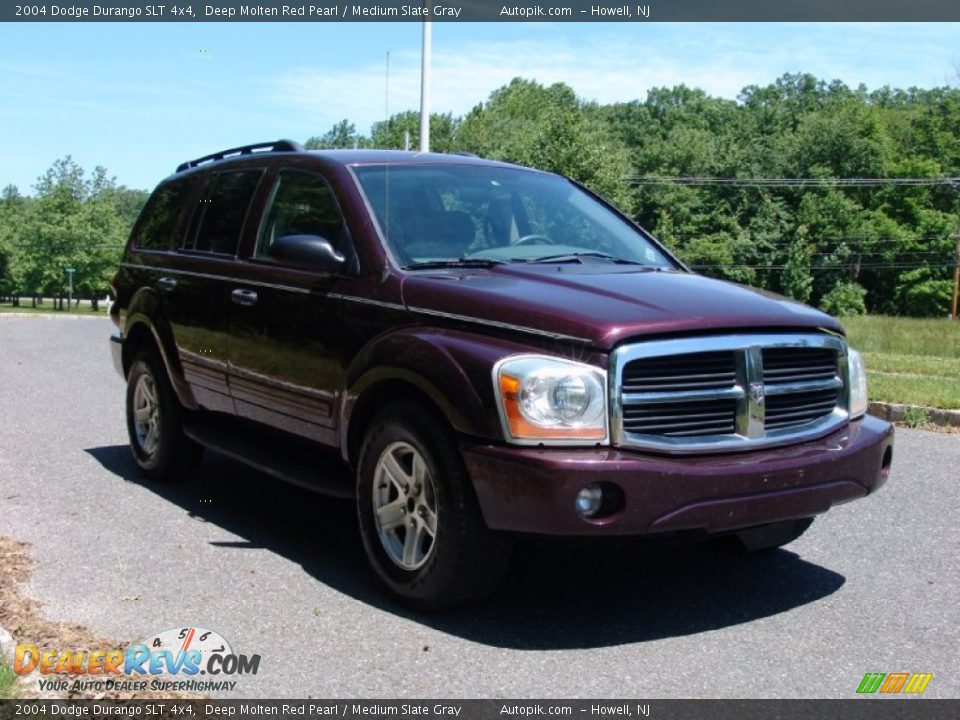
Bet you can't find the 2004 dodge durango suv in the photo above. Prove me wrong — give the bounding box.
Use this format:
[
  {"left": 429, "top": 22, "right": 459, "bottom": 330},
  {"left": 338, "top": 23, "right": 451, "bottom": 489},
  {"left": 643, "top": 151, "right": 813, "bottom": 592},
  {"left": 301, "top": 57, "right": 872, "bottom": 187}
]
[{"left": 109, "top": 140, "right": 894, "bottom": 609}]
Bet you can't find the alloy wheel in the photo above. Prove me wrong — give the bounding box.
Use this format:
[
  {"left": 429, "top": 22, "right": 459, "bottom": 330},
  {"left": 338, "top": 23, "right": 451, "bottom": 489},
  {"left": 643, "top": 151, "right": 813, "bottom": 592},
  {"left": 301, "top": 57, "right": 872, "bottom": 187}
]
[
  {"left": 132, "top": 373, "right": 160, "bottom": 456},
  {"left": 372, "top": 441, "right": 438, "bottom": 570}
]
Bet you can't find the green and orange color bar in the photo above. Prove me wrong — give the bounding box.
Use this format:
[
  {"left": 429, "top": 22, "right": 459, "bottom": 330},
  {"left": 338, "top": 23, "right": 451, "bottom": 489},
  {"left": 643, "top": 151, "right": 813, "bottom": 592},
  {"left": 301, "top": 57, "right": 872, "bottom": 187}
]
[{"left": 857, "top": 672, "right": 933, "bottom": 694}]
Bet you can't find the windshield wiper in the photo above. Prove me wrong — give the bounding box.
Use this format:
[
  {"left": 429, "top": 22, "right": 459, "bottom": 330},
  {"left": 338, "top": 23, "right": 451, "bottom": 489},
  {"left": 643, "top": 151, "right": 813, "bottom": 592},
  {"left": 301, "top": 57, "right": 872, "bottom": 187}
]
[
  {"left": 521, "top": 251, "right": 648, "bottom": 265},
  {"left": 403, "top": 257, "right": 506, "bottom": 270}
]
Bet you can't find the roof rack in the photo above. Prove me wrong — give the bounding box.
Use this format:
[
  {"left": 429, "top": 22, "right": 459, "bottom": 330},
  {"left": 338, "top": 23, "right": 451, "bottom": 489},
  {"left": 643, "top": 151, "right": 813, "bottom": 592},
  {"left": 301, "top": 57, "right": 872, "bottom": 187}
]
[{"left": 176, "top": 139, "right": 304, "bottom": 173}]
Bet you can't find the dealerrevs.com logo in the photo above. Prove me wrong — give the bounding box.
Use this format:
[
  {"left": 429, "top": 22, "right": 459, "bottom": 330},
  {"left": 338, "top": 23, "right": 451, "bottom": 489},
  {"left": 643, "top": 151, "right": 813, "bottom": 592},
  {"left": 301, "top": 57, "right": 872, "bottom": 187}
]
[
  {"left": 856, "top": 672, "right": 934, "bottom": 695},
  {"left": 14, "top": 626, "right": 260, "bottom": 693}
]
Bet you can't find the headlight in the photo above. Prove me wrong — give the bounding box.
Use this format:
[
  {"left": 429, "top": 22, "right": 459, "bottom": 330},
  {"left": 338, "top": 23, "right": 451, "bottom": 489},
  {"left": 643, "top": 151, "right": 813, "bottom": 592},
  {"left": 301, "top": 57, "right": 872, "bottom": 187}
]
[
  {"left": 847, "top": 348, "right": 868, "bottom": 419},
  {"left": 494, "top": 355, "right": 608, "bottom": 444}
]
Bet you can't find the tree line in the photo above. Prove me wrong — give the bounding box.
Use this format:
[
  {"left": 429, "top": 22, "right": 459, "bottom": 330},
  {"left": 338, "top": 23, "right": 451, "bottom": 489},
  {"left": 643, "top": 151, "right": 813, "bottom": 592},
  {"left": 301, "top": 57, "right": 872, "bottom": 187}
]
[
  {"left": 2, "top": 73, "right": 957, "bottom": 316},
  {"left": 0, "top": 158, "right": 147, "bottom": 309},
  {"left": 308, "top": 73, "right": 960, "bottom": 317}
]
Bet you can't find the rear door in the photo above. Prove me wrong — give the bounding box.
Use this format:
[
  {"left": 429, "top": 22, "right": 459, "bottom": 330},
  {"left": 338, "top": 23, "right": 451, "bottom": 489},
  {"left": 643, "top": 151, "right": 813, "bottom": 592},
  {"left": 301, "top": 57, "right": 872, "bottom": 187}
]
[
  {"left": 163, "top": 167, "right": 266, "bottom": 413},
  {"left": 227, "top": 167, "right": 355, "bottom": 446}
]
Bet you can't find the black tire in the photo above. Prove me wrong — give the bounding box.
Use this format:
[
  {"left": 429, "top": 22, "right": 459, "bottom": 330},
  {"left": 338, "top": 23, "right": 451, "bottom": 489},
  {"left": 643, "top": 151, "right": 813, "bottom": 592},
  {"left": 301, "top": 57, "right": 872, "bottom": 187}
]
[
  {"left": 735, "top": 517, "right": 814, "bottom": 553},
  {"left": 356, "top": 401, "right": 513, "bottom": 610},
  {"left": 125, "top": 347, "right": 203, "bottom": 482}
]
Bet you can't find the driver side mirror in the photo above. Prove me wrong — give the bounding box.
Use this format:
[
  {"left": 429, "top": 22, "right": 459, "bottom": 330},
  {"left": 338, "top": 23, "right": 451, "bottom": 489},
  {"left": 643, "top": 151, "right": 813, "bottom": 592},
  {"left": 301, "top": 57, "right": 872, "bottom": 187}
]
[{"left": 268, "top": 234, "right": 345, "bottom": 271}]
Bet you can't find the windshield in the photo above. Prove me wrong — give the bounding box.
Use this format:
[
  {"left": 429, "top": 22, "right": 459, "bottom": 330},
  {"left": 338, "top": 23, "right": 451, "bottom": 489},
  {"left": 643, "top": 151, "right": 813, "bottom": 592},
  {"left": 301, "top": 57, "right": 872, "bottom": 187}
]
[{"left": 352, "top": 164, "right": 676, "bottom": 269}]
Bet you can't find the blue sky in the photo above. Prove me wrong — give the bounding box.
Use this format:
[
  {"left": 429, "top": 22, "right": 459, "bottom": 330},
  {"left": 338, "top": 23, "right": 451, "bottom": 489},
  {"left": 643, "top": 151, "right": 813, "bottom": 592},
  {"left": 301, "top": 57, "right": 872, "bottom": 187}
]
[{"left": 0, "top": 22, "right": 957, "bottom": 193}]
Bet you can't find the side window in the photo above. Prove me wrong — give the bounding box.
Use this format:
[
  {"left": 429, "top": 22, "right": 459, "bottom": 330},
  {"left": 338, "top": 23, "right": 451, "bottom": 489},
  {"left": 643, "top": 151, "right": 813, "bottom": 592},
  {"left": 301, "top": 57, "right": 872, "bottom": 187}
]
[
  {"left": 188, "top": 170, "right": 263, "bottom": 255},
  {"left": 257, "top": 170, "right": 345, "bottom": 258},
  {"left": 131, "top": 176, "right": 199, "bottom": 251}
]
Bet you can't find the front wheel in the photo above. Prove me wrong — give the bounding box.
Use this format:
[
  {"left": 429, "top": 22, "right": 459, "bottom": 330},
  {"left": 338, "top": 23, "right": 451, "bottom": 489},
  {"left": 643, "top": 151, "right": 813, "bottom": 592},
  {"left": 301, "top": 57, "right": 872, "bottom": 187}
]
[{"left": 356, "top": 402, "right": 513, "bottom": 610}]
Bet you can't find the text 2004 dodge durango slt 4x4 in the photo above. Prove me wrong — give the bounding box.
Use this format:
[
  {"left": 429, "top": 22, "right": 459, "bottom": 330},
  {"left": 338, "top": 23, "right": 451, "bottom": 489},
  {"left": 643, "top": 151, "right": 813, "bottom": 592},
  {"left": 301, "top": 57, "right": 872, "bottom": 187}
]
[{"left": 109, "top": 140, "right": 893, "bottom": 609}]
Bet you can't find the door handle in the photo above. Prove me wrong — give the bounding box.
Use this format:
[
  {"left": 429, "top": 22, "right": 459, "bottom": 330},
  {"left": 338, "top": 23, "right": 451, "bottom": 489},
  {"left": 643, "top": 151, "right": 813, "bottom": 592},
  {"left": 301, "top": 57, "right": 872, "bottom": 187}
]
[
  {"left": 157, "top": 277, "right": 178, "bottom": 292},
  {"left": 231, "top": 289, "right": 258, "bottom": 307}
]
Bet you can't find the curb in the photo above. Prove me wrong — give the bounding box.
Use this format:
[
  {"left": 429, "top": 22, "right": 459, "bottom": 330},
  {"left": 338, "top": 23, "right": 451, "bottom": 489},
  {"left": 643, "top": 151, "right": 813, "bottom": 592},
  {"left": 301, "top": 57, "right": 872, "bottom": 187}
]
[{"left": 869, "top": 401, "right": 960, "bottom": 428}]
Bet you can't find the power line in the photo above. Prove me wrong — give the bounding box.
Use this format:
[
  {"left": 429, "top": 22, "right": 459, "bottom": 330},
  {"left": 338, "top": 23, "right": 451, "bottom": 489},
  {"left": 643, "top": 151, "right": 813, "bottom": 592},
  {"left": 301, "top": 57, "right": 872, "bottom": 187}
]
[
  {"left": 692, "top": 263, "right": 956, "bottom": 271},
  {"left": 661, "top": 233, "right": 951, "bottom": 241},
  {"left": 662, "top": 237, "right": 954, "bottom": 247},
  {"left": 629, "top": 176, "right": 960, "bottom": 187},
  {"left": 803, "top": 252, "right": 953, "bottom": 258}
]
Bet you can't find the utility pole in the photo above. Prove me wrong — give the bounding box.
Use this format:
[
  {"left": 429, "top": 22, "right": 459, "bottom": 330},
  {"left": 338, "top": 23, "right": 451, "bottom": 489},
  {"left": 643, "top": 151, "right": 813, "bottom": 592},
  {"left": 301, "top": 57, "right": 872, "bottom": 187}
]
[
  {"left": 419, "top": 16, "right": 432, "bottom": 153},
  {"left": 952, "top": 220, "right": 959, "bottom": 320},
  {"left": 65, "top": 267, "right": 75, "bottom": 311}
]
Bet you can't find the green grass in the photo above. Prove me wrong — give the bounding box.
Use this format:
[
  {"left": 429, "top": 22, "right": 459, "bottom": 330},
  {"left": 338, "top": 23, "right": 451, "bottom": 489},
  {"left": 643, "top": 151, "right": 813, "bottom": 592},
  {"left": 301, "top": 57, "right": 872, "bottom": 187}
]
[
  {"left": 902, "top": 406, "right": 931, "bottom": 428},
  {"left": 0, "top": 656, "right": 17, "bottom": 699},
  {"left": 868, "top": 373, "right": 960, "bottom": 410},
  {"left": 842, "top": 315, "right": 960, "bottom": 359},
  {"left": 842, "top": 315, "right": 960, "bottom": 409}
]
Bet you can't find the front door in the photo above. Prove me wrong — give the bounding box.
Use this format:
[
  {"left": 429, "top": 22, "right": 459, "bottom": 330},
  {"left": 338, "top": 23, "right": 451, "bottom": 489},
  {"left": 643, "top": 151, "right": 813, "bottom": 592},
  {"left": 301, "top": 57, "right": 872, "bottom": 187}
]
[{"left": 227, "top": 168, "right": 354, "bottom": 446}]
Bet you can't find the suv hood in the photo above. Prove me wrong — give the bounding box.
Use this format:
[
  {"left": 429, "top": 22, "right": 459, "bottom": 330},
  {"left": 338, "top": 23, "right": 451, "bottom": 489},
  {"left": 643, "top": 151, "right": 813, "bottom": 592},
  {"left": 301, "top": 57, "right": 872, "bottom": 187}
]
[{"left": 400, "top": 265, "right": 844, "bottom": 350}]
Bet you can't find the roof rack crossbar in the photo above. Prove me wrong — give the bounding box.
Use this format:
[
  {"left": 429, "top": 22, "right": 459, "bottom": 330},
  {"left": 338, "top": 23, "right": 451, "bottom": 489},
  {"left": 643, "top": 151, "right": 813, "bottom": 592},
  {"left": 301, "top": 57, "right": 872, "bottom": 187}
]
[{"left": 176, "top": 139, "right": 304, "bottom": 172}]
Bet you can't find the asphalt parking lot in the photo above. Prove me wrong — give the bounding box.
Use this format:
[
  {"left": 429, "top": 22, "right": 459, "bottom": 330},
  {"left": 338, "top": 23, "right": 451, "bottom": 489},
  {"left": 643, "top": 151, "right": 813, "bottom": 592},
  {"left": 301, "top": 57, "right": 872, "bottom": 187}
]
[{"left": 0, "top": 315, "right": 957, "bottom": 698}]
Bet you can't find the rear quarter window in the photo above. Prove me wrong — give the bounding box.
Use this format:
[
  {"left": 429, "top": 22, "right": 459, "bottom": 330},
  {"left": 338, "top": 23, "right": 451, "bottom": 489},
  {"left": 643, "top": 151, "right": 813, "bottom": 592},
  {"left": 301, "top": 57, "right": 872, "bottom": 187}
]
[
  {"left": 131, "top": 175, "right": 200, "bottom": 251},
  {"left": 187, "top": 169, "right": 264, "bottom": 256}
]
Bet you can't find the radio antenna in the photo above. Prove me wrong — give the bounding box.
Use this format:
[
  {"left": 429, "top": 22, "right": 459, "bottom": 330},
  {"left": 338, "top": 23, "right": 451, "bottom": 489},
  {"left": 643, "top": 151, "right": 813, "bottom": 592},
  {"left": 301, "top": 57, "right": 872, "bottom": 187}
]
[{"left": 385, "top": 51, "right": 390, "bottom": 130}]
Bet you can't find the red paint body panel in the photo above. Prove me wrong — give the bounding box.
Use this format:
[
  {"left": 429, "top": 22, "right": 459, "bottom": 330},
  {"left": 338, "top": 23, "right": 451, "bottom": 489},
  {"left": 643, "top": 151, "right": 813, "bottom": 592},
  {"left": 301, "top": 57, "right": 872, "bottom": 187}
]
[
  {"left": 463, "top": 414, "right": 892, "bottom": 536},
  {"left": 401, "top": 264, "right": 844, "bottom": 349}
]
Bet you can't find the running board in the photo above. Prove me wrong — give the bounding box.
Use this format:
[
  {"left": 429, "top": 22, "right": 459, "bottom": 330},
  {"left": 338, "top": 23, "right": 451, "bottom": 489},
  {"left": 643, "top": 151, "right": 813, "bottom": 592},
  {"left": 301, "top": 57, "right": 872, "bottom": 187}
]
[{"left": 183, "top": 414, "right": 355, "bottom": 499}]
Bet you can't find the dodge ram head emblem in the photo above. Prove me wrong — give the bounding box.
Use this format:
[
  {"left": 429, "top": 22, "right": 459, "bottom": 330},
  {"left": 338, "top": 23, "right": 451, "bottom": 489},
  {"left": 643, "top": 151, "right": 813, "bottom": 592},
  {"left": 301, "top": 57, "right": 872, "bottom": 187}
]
[{"left": 750, "top": 382, "right": 766, "bottom": 405}]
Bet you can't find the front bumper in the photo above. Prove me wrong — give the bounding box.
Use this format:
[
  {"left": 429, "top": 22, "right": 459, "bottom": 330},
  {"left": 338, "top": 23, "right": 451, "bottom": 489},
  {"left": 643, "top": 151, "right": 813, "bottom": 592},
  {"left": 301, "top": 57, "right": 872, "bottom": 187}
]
[
  {"left": 462, "top": 414, "right": 893, "bottom": 536},
  {"left": 110, "top": 331, "right": 124, "bottom": 379}
]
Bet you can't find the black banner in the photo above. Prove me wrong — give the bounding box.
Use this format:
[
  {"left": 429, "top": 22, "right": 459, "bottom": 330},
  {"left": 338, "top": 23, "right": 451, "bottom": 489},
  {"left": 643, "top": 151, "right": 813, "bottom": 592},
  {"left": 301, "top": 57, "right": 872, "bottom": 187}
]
[
  {"left": 3, "top": 0, "right": 960, "bottom": 22},
  {"left": 0, "top": 700, "right": 958, "bottom": 720}
]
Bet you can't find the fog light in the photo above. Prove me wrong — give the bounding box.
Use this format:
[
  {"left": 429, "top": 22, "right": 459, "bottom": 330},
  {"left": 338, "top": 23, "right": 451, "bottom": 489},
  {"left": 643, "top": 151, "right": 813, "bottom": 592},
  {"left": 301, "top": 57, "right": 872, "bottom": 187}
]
[{"left": 575, "top": 484, "right": 604, "bottom": 517}]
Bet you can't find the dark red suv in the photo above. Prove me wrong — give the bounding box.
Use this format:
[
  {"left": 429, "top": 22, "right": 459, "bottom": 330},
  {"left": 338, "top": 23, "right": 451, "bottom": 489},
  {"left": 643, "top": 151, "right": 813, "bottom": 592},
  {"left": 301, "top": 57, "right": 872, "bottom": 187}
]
[{"left": 110, "top": 140, "right": 893, "bottom": 609}]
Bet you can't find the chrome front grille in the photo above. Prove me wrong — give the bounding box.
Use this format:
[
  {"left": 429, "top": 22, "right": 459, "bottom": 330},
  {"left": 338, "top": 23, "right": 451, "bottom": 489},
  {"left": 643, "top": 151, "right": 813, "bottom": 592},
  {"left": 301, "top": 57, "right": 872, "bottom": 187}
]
[
  {"left": 761, "top": 347, "right": 842, "bottom": 431},
  {"left": 762, "top": 347, "right": 839, "bottom": 383},
  {"left": 764, "top": 388, "right": 841, "bottom": 430},
  {"left": 610, "top": 334, "right": 849, "bottom": 454},
  {"left": 621, "top": 350, "right": 737, "bottom": 393},
  {"left": 622, "top": 398, "right": 738, "bottom": 437}
]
